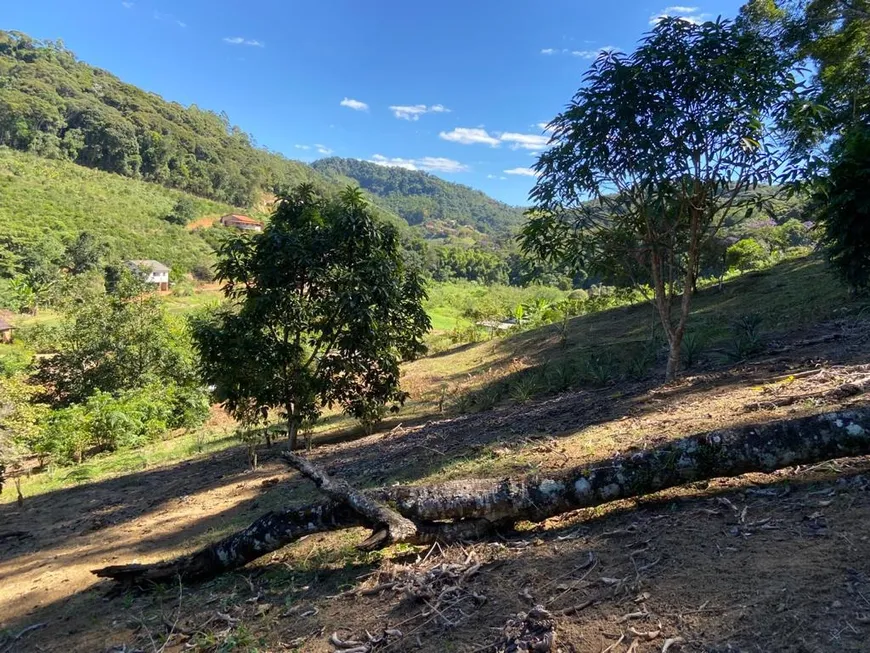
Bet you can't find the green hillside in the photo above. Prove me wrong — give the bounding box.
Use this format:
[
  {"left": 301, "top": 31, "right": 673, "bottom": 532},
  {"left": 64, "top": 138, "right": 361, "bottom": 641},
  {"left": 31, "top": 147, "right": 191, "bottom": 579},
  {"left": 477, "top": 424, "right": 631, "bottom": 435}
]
[
  {"left": 0, "top": 147, "right": 228, "bottom": 271},
  {"left": 311, "top": 157, "right": 526, "bottom": 237},
  {"left": 0, "top": 30, "right": 324, "bottom": 207}
]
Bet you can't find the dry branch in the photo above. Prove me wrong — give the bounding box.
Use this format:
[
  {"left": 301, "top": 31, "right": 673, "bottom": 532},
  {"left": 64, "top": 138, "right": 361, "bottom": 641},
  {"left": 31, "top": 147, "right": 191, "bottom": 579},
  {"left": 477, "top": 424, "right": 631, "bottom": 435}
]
[
  {"left": 281, "top": 451, "right": 417, "bottom": 550},
  {"left": 745, "top": 377, "right": 870, "bottom": 412},
  {"left": 93, "top": 407, "right": 870, "bottom": 585}
]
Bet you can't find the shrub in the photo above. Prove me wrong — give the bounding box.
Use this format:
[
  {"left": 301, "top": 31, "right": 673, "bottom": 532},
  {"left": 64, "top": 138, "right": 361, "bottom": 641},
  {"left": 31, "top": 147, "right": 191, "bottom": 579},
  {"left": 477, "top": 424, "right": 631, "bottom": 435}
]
[
  {"left": 680, "top": 332, "right": 706, "bottom": 368},
  {"left": 726, "top": 238, "right": 768, "bottom": 273},
  {"left": 509, "top": 373, "right": 540, "bottom": 404},
  {"left": 164, "top": 197, "right": 198, "bottom": 226},
  {"left": 579, "top": 352, "right": 618, "bottom": 386},
  {"left": 725, "top": 313, "right": 764, "bottom": 361},
  {"left": 191, "top": 263, "right": 214, "bottom": 283}
]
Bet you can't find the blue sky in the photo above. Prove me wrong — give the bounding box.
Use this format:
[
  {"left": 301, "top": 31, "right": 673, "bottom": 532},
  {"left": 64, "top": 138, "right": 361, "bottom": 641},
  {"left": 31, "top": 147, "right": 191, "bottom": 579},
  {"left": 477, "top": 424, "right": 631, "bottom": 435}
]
[{"left": 5, "top": 0, "right": 744, "bottom": 205}]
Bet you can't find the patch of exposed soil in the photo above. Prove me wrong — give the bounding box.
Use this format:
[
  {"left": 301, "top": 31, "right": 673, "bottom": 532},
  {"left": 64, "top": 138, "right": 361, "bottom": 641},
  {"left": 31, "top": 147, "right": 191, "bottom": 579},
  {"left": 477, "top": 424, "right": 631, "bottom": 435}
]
[{"left": 1, "top": 323, "right": 869, "bottom": 652}]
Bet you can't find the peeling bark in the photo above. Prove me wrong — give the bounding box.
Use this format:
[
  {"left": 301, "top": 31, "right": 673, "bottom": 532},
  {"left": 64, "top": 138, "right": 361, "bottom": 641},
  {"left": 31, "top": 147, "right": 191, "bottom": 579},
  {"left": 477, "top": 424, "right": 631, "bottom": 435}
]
[
  {"left": 93, "top": 407, "right": 870, "bottom": 585},
  {"left": 281, "top": 451, "right": 418, "bottom": 550}
]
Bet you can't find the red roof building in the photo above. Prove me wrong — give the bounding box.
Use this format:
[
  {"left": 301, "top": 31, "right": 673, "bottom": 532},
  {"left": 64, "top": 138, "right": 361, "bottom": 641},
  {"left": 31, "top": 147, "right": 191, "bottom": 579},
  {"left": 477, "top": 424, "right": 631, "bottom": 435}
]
[{"left": 220, "top": 214, "right": 264, "bottom": 232}]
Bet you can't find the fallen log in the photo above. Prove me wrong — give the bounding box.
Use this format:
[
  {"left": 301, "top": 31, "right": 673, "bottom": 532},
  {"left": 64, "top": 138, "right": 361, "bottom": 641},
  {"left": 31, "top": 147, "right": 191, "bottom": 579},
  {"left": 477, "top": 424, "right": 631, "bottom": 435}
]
[
  {"left": 281, "top": 451, "right": 417, "bottom": 550},
  {"left": 93, "top": 407, "right": 870, "bottom": 585}
]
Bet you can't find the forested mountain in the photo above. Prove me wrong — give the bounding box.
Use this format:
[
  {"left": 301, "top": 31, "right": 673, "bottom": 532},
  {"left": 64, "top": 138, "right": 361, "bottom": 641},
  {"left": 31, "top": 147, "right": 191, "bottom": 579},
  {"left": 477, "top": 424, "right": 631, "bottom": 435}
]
[
  {"left": 312, "top": 158, "right": 526, "bottom": 237},
  {"left": 0, "top": 30, "right": 321, "bottom": 207}
]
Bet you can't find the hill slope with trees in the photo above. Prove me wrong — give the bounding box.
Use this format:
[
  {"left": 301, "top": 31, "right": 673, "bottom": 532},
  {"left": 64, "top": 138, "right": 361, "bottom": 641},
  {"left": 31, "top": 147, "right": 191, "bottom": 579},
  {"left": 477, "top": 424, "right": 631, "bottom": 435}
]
[
  {"left": 311, "top": 157, "right": 526, "bottom": 236},
  {"left": 0, "top": 30, "right": 324, "bottom": 207},
  {"left": 0, "top": 147, "right": 226, "bottom": 273}
]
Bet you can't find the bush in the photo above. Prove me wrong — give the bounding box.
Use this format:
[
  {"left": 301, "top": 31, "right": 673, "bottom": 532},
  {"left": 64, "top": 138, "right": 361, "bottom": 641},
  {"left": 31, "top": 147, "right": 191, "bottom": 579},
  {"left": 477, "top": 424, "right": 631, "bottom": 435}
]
[
  {"left": 38, "top": 382, "right": 210, "bottom": 465},
  {"left": 191, "top": 263, "right": 214, "bottom": 283},
  {"left": 164, "top": 197, "right": 198, "bottom": 226},
  {"left": 726, "top": 238, "right": 768, "bottom": 273}
]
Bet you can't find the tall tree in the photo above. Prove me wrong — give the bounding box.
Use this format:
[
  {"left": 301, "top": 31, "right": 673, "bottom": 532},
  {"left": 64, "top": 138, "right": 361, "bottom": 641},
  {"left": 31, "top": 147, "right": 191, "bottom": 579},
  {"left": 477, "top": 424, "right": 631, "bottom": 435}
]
[
  {"left": 34, "top": 274, "right": 198, "bottom": 405},
  {"left": 812, "top": 124, "right": 870, "bottom": 291},
  {"left": 741, "top": 1, "right": 870, "bottom": 292},
  {"left": 191, "top": 184, "right": 430, "bottom": 449},
  {"left": 64, "top": 231, "right": 106, "bottom": 275},
  {"left": 521, "top": 17, "right": 792, "bottom": 380}
]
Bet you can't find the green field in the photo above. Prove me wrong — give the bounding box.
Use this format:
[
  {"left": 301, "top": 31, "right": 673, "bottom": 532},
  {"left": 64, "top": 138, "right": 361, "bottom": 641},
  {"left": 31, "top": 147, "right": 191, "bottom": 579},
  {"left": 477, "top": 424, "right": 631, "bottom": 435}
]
[{"left": 0, "top": 148, "right": 232, "bottom": 272}]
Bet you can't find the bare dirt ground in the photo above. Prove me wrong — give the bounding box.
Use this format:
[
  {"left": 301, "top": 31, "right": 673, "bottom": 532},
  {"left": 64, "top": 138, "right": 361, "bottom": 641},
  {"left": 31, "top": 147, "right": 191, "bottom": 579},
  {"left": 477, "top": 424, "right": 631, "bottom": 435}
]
[{"left": 2, "top": 322, "right": 870, "bottom": 652}]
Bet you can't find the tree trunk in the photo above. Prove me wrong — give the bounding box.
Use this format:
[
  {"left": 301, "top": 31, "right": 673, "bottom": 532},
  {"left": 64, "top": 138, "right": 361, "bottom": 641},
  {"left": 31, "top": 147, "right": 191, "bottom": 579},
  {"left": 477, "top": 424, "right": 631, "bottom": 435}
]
[
  {"left": 286, "top": 403, "right": 299, "bottom": 450},
  {"left": 665, "top": 338, "right": 682, "bottom": 382},
  {"left": 282, "top": 451, "right": 418, "bottom": 550},
  {"left": 93, "top": 408, "right": 870, "bottom": 585}
]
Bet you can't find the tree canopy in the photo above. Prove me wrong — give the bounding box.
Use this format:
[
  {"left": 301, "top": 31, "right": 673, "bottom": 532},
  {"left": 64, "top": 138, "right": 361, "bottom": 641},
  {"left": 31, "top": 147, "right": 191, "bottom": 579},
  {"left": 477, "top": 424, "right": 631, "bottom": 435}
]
[
  {"left": 191, "top": 184, "right": 430, "bottom": 449},
  {"left": 522, "top": 16, "right": 793, "bottom": 379}
]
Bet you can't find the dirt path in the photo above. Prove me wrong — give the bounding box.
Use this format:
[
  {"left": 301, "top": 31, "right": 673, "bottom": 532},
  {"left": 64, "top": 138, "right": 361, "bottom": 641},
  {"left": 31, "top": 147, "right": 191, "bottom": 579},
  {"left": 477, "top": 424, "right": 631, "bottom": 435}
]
[{"left": 1, "top": 327, "right": 869, "bottom": 651}]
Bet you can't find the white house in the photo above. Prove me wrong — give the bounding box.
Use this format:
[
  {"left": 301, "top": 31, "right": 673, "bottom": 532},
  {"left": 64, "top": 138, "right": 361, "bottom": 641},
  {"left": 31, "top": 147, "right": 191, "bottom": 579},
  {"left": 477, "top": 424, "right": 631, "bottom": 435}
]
[{"left": 125, "top": 260, "right": 170, "bottom": 291}]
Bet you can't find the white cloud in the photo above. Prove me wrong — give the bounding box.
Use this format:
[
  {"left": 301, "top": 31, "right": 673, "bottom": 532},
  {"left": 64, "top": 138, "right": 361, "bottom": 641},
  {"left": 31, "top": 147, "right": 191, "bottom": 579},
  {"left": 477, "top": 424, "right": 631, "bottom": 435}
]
[
  {"left": 650, "top": 6, "right": 711, "bottom": 25},
  {"left": 223, "top": 36, "right": 265, "bottom": 47},
  {"left": 439, "top": 127, "right": 500, "bottom": 147},
  {"left": 340, "top": 98, "right": 369, "bottom": 111},
  {"left": 570, "top": 45, "right": 620, "bottom": 59},
  {"left": 541, "top": 48, "right": 558, "bottom": 55},
  {"left": 499, "top": 132, "right": 550, "bottom": 150},
  {"left": 389, "top": 104, "right": 451, "bottom": 121},
  {"left": 121, "top": 2, "right": 134, "bottom": 8},
  {"left": 504, "top": 167, "right": 539, "bottom": 177},
  {"left": 370, "top": 155, "right": 468, "bottom": 173},
  {"left": 295, "top": 144, "right": 333, "bottom": 155},
  {"left": 154, "top": 11, "right": 185, "bottom": 27}
]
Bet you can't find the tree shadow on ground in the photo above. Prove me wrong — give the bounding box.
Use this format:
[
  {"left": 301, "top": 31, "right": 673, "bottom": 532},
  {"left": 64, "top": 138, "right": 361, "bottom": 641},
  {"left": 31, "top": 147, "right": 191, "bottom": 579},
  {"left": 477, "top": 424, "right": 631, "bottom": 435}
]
[{"left": 5, "top": 461, "right": 870, "bottom": 652}]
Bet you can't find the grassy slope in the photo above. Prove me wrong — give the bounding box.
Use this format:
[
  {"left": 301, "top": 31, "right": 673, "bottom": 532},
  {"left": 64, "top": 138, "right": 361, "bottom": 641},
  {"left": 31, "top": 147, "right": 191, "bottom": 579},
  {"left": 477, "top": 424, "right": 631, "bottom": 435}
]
[
  {"left": 0, "top": 148, "right": 233, "bottom": 271},
  {"left": 6, "top": 254, "right": 865, "bottom": 502}
]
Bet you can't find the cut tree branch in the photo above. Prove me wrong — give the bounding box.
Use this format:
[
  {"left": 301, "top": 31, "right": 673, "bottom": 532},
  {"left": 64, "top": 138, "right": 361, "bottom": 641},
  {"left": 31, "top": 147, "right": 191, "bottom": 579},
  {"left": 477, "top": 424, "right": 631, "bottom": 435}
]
[
  {"left": 281, "top": 451, "right": 418, "bottom": 550},
  {"left": 93, "top": 407, "right": 870, "bottom": 585}
]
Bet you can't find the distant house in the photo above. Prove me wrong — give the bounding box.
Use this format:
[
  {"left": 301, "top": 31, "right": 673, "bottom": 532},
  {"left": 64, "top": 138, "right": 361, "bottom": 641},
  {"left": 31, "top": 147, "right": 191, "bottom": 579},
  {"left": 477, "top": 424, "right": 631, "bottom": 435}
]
[
  {"left": 220, "top": 214, "right": 264, "bottom": 232},
  {"left": 0, "top": 318, "right": 13, "bottom": 343},
  {"left": 125, "top": 260, "right": 170, "bottom": 291}
]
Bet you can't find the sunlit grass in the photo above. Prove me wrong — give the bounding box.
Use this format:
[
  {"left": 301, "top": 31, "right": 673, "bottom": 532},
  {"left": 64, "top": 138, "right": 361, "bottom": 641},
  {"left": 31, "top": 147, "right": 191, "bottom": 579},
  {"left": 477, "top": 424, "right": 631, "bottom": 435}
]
[
  {"left": 6, "top": 254, "right": 864, "bottom": 504},
  {"left": 2, "top": 425, "right": 236, "bottom": 504}
]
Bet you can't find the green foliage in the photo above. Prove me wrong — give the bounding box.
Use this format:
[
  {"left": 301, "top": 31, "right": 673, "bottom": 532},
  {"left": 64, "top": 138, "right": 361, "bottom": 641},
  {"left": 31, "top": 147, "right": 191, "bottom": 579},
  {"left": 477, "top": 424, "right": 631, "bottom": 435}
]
[
  {"left": 726, "top": 238, "right": 770, "bottom": 272},
  {"left": 680, "top": 332, "right": 706, "bottom": 368},
  {"left": 34, "top": 275, "right": 201, "bottom": 405},
  {"left": 726, "top": 313, "right": 765, "bottom": 361},
  {"left": 0, "top": 148, "right": 225, "bottom": 274},
  {"left": 40, "top": 382, "right": 205, "bottom": 465},
  {"left": 0, "top": 373, "right": 48, "bottom": 487},
  {"left": 813, "top": 124, "right": 870, "bottom": 292},
  {"left": 579, "top": 353, "right": 618, "bottom": 386},
  {"left": 522, "top": 17, "right": 792, "bottom": 379},
  {"left": 747, "top": 0, "right": 870, "bottom": 150},
  {"left": 191, "top": 184, "right": 430, "bottom": 448},
  {"left": 164, "top": 197, "right": 198, "bottom": 226},
  {"left": 0, "top": 31, "right": 323, "bottom": 205},
  {"left": 64, "top": 231, "right": 106, "bottom": 275}
]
